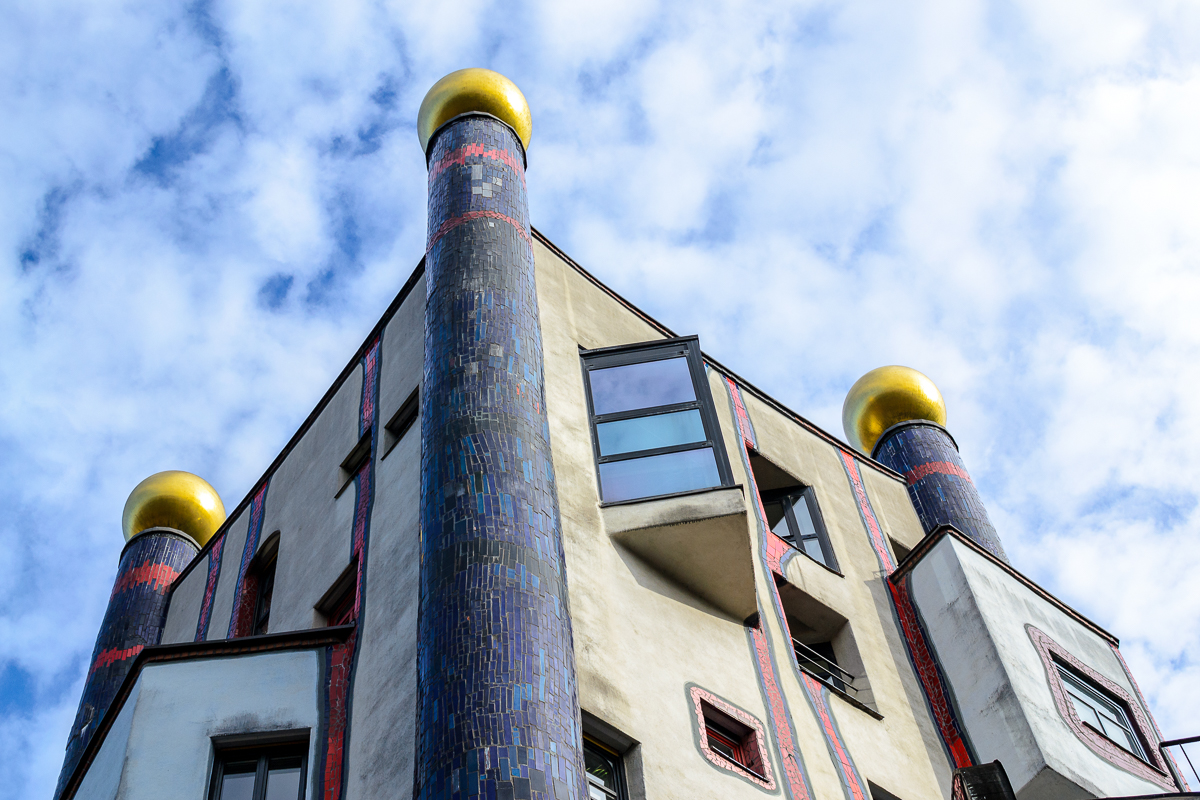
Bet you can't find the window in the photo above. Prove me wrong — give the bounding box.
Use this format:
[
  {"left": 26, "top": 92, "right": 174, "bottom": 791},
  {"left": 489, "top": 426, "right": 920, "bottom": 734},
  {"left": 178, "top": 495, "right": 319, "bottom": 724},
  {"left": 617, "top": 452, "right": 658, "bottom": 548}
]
[
  {"left": 762, "top": 486, "right": 837, "bottom": 570},
  {"left": 701, "top": 703, "right": 767, "bottom": 779},
  {"left": 210, "top": 742, "right": 306, "bottom": 800},
  {"left": 335, "top": 430, "right": 372, "bottom": 498},
  {"left": 252, "top": 550, "right": 276, "bottom": 636},
  {"left": 584, "top": 737, "right": 626, "bottom": 800},
  {"left": 1057, "top": 662, "right": 1147, "bottom": 759},
  {"left": 382, "top": 387, "right": 419, "bottom": 460},
  {"left": 582, "top": 337, "right": 732, "bottom": 503},
  {"left": 315, "top": 561, "right": 358, "bottom": 627},
  {"left": 792, "top": 640, "right": 851, "bottom": 694}
]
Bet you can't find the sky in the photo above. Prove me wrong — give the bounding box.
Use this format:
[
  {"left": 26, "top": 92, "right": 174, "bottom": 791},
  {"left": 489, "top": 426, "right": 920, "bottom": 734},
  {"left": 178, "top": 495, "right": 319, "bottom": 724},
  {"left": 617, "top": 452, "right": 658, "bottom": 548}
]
[{"left": 3, "top": 0, "right": 1200, "bottom": 796}]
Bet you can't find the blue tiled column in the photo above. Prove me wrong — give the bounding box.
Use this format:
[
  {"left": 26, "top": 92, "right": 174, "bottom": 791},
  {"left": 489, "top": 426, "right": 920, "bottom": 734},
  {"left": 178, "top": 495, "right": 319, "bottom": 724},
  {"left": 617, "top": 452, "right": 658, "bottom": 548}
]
[
  {"left": 55, "top": 531, "right": 197, "bottom": 797},
  {"left": 417, "top": 115, "right": 585, "bottom": 800},
  {"left": 873, "top": 421, "right": 1008, "bottom": 563}
]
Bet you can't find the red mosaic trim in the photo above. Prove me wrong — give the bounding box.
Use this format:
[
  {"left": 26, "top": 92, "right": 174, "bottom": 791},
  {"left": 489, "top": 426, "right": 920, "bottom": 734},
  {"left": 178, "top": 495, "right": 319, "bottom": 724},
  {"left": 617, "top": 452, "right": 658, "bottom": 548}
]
[
  {"left": 428, "top": 143, "right": 526, "bottom": 188},
  {"left": 689, "top": 685, "right": 777, "bottom": 790},
  {"left": 838, "top": 451, "right": 896, "bottom": 574},
  {"left": 748, "top": 625, "right": 814, "bottom": 798},
  {"left": 427, "top": 209, "right": 531, "bottom": 251},
  {"left": 798, "top": 674, "right": 868, "bottom": 800},
  {"left": 89, "top": 645, "right": 143, "bottom": 675},
  {"left": 322, "top": 632, "right": 357, "bottom": 800},
  {"left": 888, "top": 576, "right": 972, "bottom": 768},
  {"left": 194, "top": 532, "right": 226, "bottom": 641},
  {"left": 1027, "top": 625, "right": 1175, "bottom": 790},
  {"left": 227, "top": 482, "right": 269, "bottom": 639},
  {"left": 110, "top": 561, "right": 180, "bottom": 597},
  {"left": 905, "top": 460, "right": 972, "bottom": 486},
  {"left": 1108, "top": 643, "right": 1189, "bottom": 791}
]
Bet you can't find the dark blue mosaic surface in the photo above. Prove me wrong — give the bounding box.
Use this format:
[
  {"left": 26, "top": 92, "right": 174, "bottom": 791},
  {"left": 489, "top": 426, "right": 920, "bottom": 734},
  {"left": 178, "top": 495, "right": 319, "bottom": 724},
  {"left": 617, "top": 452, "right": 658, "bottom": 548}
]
[
  {"left": 55, "top": 531, "right": 197, "bottom": 798},
  {"left": 875, "top": 422, "right": 1008, "bottom": 563},
  {"left": 417, "top": 115, "right": 585, "bottom": 800}
]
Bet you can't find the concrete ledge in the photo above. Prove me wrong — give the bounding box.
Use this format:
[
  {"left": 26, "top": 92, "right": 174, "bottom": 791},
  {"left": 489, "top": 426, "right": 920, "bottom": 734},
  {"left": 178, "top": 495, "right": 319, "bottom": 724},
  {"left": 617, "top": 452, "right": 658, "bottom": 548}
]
[{"left": 603, "top": 486, "right": 756, "bottom": 619}]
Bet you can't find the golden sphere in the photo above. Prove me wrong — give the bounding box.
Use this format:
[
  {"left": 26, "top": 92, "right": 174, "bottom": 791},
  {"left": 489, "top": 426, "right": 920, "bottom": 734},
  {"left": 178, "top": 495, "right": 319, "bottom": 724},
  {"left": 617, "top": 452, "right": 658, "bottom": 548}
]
[
  {"left": 417, "top": 68, "right": 532, "bottom": 154},
  {"left": 121, "top": 471, "right": 226, "bottom": 546},
  {"left": 842, "top": 366, "right": 947, "bottom": 455}
]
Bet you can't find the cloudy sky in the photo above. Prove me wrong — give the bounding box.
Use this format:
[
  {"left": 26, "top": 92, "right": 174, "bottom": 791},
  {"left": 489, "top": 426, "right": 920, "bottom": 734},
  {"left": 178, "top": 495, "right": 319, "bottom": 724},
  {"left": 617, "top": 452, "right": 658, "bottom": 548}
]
[{"left": 4, "top": 0, "right": 1200, "bottom": 795}]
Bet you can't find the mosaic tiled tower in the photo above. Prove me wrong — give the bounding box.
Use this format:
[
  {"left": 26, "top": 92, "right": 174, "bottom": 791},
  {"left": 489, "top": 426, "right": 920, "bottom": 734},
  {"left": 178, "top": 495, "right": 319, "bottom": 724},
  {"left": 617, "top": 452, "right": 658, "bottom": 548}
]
[
  {"left": 844, "top": 366, "right": 1007, "bottom": 563},
  {"left": 55, "top": 471, "right": 224, "bottom": 798},
  {"left": 415, "top": 70, "right": 586, "bottom": 800}
]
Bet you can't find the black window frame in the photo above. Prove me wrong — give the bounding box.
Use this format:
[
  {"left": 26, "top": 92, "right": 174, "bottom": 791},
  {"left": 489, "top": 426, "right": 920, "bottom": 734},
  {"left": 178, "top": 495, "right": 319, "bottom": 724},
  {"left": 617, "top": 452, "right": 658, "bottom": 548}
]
[
  {"left": 583, "top": 736, "right": 628, "bottom": 800},
  {"left": 581, "top": 336, "right": 733, "bottom": 505},
  {"left": 209, "top": 740, "right": 308, "bottom": 800},
  {"left": 761, "top": 485, "right": 838, "bottom": 571},
  {"left": 251, "top": 549, "right": 277, "bottom": 637},
  {"left": 1055, "top": 661, "right": 1149, "bottom": 761}
]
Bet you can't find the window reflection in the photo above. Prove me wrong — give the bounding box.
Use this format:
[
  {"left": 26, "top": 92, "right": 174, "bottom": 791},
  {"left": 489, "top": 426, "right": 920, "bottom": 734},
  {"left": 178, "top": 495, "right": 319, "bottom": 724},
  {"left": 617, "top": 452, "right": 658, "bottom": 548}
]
[
  {"left": 596, "top": 409, "right": 705, "bottom": 456},
  {"left": 599, "top": 448, "right": 720, "bottom": 502},
  {"left": 588, "top": 357, "right": 695, "bottom": 415}
]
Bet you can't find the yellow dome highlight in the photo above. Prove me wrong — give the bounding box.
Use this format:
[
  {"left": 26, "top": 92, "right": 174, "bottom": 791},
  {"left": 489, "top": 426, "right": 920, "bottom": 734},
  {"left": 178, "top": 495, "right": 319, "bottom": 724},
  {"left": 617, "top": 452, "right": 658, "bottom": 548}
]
[
  {"left": 121, "top": 471, "right": 226, "bottom": 546},
  {"left": 843, "top": 366, "right": 947, "bottom": 455},
  {"left": 417, "top": 68, "right": 532, "bottom": 154}
]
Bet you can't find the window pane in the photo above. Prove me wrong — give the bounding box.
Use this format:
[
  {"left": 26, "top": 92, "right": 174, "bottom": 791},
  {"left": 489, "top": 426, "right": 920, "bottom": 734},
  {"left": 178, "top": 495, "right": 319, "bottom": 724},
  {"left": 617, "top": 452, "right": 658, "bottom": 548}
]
[
  {"left": 589, "top": 358, "right": 695, "bottom": 415},
  {"left": 766, "top": 504, "right": 792, "bottom": 541},
  {"left": 599, "top": 448, "right": 720, "bottom": 502},
  {"left": 219, "top": 763, "right": 257, "bottom": 800},
  {"left": 790, "top": 493, "right": 819, "bottom": 539},
  {"left": 584, "top": 748, "right": 618, "bottom": 791},
  {"left": 596, "top": 409, "right": 705, "bottom": 456},
  {"left": 264, "top": 756, "right": 303, "bottom": 800},
  {"left": 800, "top": 535, "right": 826, "bottom": 564}
]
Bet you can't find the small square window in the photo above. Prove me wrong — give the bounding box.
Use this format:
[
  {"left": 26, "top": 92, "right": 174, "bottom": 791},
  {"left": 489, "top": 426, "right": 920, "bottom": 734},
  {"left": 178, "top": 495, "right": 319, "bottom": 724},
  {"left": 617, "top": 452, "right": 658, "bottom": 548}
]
[
  {"left": 381, "top": 388, "right": 419, "bottom": 460},
  {"left": 1056, "top": 662, "right": 1147, "bottom": 759},
  {"left": 335, "top": 430, "right": 373, "bottom": 498},
  {"left": 701, "top": 703, "right": 767, "bottom": 779},
  {"left": 582, "top": 337, "right": 733, "bottom": 503},
  {"left": 210, "top": 741, "right": 307, "bottom": 800}
]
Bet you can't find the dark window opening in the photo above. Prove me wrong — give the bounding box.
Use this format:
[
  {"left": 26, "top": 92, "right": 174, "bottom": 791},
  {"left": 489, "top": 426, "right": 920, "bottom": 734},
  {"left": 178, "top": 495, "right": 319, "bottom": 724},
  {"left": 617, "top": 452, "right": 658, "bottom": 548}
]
[
  {"left": 1056, "top": 662, "right": 1147, "bottom": 760},
  {"left": 701, "top": 703, "right": 766, "bottom": 778},
  {"left": 890, "top": 538, "right": 912, "bottom": 564},
  {"left": 583, "top": 737, "right": 626, "bottom": 800},
  {"left": 749, "top": 452, "right": 838, "bottom": 571},
  {"left": 252, "top": 553, "right": 276, "bottom": 637},
  {"left": 382, "top": 388, "right": 419, "bottom": 460},
  {"left": 210, "top": 741, "right": 307, "bottom": 800},
  {"left": 792, "top": 640, "right": 850, "bottom": 694},
  {"left": 335, "top": 430, "right": 373, "bottom": 498},
  {"left": 869, "top": 782, "right": 904, "bottom": 800},
  {"left": 582, "top": 336, "right": 732, "bottom": 504},
  {"left": 315, "top": 561, "right": 358, "bottom": 628}
]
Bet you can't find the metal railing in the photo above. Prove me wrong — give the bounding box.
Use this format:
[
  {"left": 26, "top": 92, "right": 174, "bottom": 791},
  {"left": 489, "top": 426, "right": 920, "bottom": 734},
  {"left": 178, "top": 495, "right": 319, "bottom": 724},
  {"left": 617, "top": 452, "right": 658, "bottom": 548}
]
[
  {"left": 1161, "top": 735, "right": 1200, "bottom": 791},
  {"left": 792, "top": 639, "right": 859, "bottom": 697}
]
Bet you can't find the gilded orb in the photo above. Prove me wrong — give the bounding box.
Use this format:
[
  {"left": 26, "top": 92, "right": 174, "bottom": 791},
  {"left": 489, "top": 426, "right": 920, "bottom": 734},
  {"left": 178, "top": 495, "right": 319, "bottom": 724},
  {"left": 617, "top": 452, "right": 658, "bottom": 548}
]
[
  {"left": 842, "top": 366, "right": 947, "bottom": 455},
  {"left": 417, "top": 68, "right": 532, "bottom": 154},
  {"left": 121, "top": 470, "right": 226, "bottom": 546}
]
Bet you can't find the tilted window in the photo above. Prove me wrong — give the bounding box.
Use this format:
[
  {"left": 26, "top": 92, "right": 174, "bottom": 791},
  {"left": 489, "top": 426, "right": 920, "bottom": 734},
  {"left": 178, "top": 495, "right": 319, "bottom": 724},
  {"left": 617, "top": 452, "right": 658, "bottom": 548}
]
[
  {"left": 582, "top": 336, "right": 732, "bottom": 503},
  {"left": 1057, "top": 662, "right": 1147, "bottom": 759},
  {"left": 701, "top": 703, "right": 767, "bottom": 779},
  {"left": 210, "top": 741, "right": 306, "bottom": 800},
  {"left": 761, "top": 485, "right": 837, "bottom": 570}
]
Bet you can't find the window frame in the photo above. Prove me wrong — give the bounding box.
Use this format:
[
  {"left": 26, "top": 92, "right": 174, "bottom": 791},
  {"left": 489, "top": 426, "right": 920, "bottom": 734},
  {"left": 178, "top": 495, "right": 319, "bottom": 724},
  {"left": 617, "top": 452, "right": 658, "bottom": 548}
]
[
  {"left": 251, "top": 545, "right": 278, "bottom": 637},
  {"left": 581, "top": 336, "right": 733, "bottom": 505},
  {"left": 761, "top": 485, "right": 838, "bottom": 571},
  {"left": 583, "top": 735, "right": 627, "bottom": 800},
  {"left": 209, "top": 740, "right": 308, "bottom": 800},
  {"left": 1055, "top": 661, "right": 1148, "bottom": 761}
]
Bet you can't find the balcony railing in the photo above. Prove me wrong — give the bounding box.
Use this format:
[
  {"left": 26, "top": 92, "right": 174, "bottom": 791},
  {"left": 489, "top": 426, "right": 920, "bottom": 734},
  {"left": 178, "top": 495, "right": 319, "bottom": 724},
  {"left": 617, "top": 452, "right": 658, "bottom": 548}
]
[
  {"left": 1161, "top": 735, "right": 1200, "bottom": 792},
  {"left": 792, "top": 639, "right": 859, "bottom": 698}
]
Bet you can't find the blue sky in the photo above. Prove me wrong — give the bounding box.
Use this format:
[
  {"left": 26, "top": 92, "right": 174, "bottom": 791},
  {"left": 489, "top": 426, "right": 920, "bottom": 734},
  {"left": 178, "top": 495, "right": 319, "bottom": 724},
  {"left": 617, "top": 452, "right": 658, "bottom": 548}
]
[{"left": 3, "top": 0, "right": 1200, "bottom": 795}]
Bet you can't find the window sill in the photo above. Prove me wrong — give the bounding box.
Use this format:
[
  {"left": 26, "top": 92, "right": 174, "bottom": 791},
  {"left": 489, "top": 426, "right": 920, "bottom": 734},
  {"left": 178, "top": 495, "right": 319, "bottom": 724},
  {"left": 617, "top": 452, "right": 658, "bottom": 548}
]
[
  {"left": 600, "top": 483, "right": 740, "bottom": 508},
  {"left": 774, "top": 532, "right": 844, "bottom": 578},
  {"left": 798, "top": 668, "right": 883, "bottom": 720}
]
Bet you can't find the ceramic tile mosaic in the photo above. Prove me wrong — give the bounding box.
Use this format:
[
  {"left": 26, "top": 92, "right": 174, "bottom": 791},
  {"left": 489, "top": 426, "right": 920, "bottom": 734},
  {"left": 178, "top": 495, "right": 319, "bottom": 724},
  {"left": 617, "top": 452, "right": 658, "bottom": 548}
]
[
  {"left": 873, "top": 422, "right": 1007, "bottom": 563},
  {"left": 227, "top": 481, "right": 270, "bottom": 638},
  {"left": 417, "top": 115, "right": 584, "bottom": 800},
  {"left": 193, "top": 530, "right": 226, "bottom": 641},
  {"left": 55, "top": 531, "right": 197, "bottom": 798}
]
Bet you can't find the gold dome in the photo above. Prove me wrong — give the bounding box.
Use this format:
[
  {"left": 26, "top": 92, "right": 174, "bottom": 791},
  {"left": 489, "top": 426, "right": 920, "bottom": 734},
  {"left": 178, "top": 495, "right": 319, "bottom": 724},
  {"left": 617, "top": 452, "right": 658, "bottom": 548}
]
[
  {"left": 417, "top": 68, "right": 532, "bottom": 154},
  {"left": 842, "top": 366, "right": 947, "bottom": 455},
  {"left": 121, "top": 471, "right": 226, "bottom": 546}
]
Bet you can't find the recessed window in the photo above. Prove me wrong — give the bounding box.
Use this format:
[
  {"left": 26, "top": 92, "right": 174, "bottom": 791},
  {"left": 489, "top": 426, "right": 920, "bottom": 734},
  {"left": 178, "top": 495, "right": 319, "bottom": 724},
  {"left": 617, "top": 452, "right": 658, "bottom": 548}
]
[
  {"left": 583, "top": 737, "right": 626, "bottom": 800},
  {"left": 315, "top": 561, "right": 358, "bottom": 627},
  {"left": 335, "top": 430, "right": 373, "bottom": 498},
  {"left": 762, "top": 486, "right": 837, "bottom": 570},
  {"left": 701, "top": 703, "right": 767, "bottom": 778},
  {"left": 252, "top": 551, "right": 277, "bottom": 637},
  {"left": 210, "top": 742, "right": 306, "bottom": 800},
  {"left": 382, "top": 387, "right": 419, "bottom": 460},
  {"left": 582, "top": 337, "right": 732, "bottom": 503},
  {"left": 1057, "top": 662, "right": 1147, "bottom": 759}
]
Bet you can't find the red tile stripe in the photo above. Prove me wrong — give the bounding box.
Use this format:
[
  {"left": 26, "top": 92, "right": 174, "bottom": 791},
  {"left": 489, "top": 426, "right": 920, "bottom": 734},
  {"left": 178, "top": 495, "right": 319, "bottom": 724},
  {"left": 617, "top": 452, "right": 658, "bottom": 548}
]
[
  {"left": 227, "top": 482, "right": 269, "bottom": 639},
  {"left": 905, "top": 460, "right": 972, "bottom": 486},
  {"left": 838, "top": 452, "right": 896, "bottom": 574},
  {"left": 426, "top": 210, "right": 531, "bottom": 252},
  {"left": 110, "top": 561, "right": 180, "bottom": 597},
  {"left": 749, "top": 625, "right": 814, "bottom": 799},
  {"left": 799, "top": 675, "right": 868, "bottom": 800},
  {"left": 89, "top": 645, "right": 143, "bottom": 675},
  {"left": 428, "top": 143, "right": 526, "bottom": 188}
]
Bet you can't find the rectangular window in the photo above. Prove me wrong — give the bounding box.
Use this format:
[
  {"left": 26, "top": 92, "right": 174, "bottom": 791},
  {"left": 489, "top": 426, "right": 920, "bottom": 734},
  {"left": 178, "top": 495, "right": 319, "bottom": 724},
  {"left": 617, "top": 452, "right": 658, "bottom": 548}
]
[
  {"left": 582, "top": 337, "right": 732, "bottom": 503},
  {"left": 210, "top": 742, "right": 307, "bottom": 800},
  {"left": 315, "top": 561, "right": 358, "bottom": 627},
  {"left": 382, "top": 387, "right": 419, "bottom": 460},
  {"left": 701, "top": 703, "right": 766, "bottom": 778},
  {"left": 1057, "top": 663, "right": 1147, "bottom": 759},
  {"left": 583, "top": 737, "right": 626, "bottom": 800},
  {"left": 761, "top": 485, "right": 837, "bottom": 570},
  {"left": 252, "top": 553, "right": 276, "bottom": 637}
]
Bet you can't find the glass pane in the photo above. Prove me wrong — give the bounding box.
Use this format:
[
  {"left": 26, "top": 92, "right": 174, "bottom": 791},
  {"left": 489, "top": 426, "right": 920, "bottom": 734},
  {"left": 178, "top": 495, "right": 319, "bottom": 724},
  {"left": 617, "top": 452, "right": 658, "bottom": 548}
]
[
  {"left": 596, "top": 409, "right": 705, "bottom": 456},
  {"left": 264, "top": 756, "right": 303, "bottom": 800},
  {"left": 219, "top": 763, "right": 257, "bottom": 800},
  {"left": 599, "top": 448, "right": 720, "bottom": 502},
  {"left": 1067, "top": 690, "right": 1103, "bottom": 729},
  {"left": 767, "top": 504, "right": 792, "bottom": 541},
  {"left": 800, "top": 535, "right": 826, "bottom": 564},
  {"left": 589, "top": 357, "right": 695, "bottom": 415},
  {"left": 790, "top": 493, "right": 819, "bottom": 539},
  {"left": 584, "top": 746, "right": 618, "bottom": 790}
]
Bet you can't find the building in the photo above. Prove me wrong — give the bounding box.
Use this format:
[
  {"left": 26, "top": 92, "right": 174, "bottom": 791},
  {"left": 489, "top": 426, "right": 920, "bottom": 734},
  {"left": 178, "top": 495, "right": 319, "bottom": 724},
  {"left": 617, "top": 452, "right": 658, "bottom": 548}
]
[{"left": 54, "top": 69, "right": 1196, "bottom": 800}]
